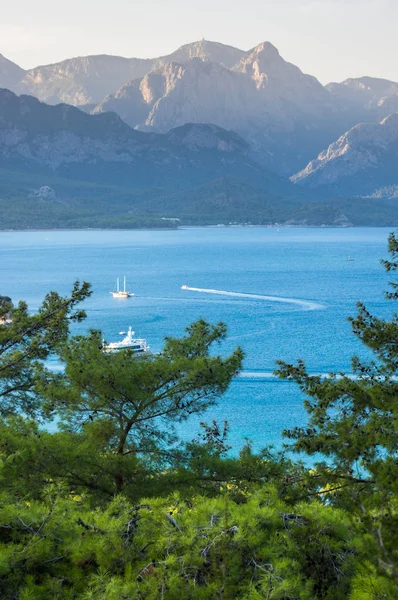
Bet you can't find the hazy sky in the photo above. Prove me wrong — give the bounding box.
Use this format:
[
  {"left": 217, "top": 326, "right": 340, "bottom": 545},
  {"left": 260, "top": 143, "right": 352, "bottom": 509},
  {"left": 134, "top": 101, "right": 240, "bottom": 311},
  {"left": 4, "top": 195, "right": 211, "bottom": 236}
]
[{"left": 2, "top": 0, "right": 397, "bottom": 83}]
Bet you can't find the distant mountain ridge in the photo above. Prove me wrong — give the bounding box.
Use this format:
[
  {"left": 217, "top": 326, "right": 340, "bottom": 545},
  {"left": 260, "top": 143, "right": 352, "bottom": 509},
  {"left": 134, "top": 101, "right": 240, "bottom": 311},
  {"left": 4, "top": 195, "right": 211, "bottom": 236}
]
[
  {"left": 326, "top": 76, "right": 398, "bottom": 123},
  {"left": 0, "top": 88, "right": 301, "bottom": 196},
  {"left": 292, "top": 113, "right": 398, "bottom": 196},
  {"left": 326, "top": 77, "right": 398, "bottom": 108}
]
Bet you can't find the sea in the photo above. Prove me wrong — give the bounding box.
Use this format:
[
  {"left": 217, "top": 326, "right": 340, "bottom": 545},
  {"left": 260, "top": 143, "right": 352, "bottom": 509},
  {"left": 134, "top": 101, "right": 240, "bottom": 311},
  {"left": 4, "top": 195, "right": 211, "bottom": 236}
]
[{"left": 1, "top": 226, "right": 394, "bottom": 453}]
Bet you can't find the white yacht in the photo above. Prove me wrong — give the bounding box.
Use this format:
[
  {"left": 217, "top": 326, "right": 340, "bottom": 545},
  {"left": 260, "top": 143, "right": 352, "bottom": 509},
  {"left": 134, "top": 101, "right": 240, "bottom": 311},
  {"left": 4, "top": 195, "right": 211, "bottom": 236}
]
[
  {"left": 110, "top": 276, "right": 134, "bottom": 298},
  {"left": 103, "top": 327, "right": 149, "bottom": 354},
  {"left": 181, "top": 284, "right": 189, "bottom": 290}
]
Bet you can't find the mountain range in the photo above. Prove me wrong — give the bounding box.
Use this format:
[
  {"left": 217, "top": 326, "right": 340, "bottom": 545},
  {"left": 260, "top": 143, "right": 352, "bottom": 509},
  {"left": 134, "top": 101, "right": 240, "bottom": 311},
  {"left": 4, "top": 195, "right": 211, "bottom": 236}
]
[
  {"left": 3, "top": 39, "right": 396, "bottom": 175},
  {"left": 0, "top": 88, "right": 294, "bottom": 192},
  {"left": 0, "top": 39, "right": 397, "bottom": 227}
]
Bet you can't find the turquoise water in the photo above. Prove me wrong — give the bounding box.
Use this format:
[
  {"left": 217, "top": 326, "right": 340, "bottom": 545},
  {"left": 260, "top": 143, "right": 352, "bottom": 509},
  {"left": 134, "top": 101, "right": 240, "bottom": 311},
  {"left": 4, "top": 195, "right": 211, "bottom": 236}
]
[{"left": 1, "top": 226, "right": 394, "bottom": 451}]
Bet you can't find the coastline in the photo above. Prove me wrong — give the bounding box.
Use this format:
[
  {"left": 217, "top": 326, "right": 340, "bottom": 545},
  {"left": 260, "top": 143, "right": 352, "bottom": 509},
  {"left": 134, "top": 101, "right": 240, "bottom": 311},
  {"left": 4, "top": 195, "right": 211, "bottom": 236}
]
[
  {"left": 0, "top": 223, "right": 394, "bottom": 232},
  {"left": 0, "top": 226, "right": 179, "bottom": 233}
]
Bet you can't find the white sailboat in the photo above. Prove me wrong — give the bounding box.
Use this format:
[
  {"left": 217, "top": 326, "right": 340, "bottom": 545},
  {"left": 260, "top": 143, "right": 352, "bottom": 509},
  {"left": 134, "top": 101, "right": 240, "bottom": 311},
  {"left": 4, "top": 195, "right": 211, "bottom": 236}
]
[{"left": 110, "top": 276, "right": 134, "bottom": 298}]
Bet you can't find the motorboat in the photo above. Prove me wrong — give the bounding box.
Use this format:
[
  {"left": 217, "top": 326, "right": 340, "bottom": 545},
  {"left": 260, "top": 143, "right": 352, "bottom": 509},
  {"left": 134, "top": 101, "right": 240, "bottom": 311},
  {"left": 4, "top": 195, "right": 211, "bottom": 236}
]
[{"left": 103, "top": 326, "right": 149, "bottom": 353}]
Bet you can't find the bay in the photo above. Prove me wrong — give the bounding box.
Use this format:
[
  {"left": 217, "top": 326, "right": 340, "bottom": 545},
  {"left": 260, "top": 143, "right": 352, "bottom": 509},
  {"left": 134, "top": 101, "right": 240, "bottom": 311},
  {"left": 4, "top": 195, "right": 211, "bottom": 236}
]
[{"left": 1, "top": 226, "right": 393, "bottom": 452}]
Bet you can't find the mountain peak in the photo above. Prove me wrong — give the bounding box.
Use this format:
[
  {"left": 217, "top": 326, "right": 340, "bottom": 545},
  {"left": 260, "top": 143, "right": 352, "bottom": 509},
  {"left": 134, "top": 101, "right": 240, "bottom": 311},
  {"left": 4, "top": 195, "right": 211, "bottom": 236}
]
[
  {"left": 292, "top": 113, "right": 398, "bottom": 194},
  {"left": 0, "top": 54, "right": 25, "bottom": 88},
  {"left": 174, "top": 38, "right": 241, "bottom": 54},
  {"left": 234, "top": 41, "right": 288, "bottom": 78},
  {"left": 234, "top": 39, "right": 325, "bottom": 102},
  {"left": 250, "top": 41, "right": 280, "bottom": 58},
  {"left": 155, "top": 39, "right": 246, "bottom": 70},
  {"left": 0, "top": 53, "right": 22, "bottom": 66},
  {"left": 177, "top": 39, "right": 212, "bottom": 52}
]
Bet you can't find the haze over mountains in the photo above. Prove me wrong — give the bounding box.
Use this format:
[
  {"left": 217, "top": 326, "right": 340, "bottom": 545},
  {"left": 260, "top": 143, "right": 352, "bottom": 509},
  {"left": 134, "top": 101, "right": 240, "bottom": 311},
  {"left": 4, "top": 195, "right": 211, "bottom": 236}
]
[{"left": 0, "top": 38, "right": 397, "bottom": 227}]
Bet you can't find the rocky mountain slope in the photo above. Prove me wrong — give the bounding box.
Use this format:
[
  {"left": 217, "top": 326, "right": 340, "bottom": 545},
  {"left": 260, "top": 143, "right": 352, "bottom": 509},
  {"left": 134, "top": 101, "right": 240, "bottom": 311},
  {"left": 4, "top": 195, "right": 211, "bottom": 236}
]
[
  {"left": 326, "top": 76, "right": 398, "bottom": 123},
  {"left": 0, "top": 41, "right": 247, "bottom": 107},
  {"left": 0, "top": 55, "right": 154, "bottom": 106},
  {"left": 0, "top": 54, "right": 25, "bottom": 89},
  {"left": 93, "top": 59, "right": 251, "bottom": 131},
  {"left": 0, "top": 88, "right": 300, "bottom": 195},
  {"left": 93, "top": 42, "right": 341, "bottom": 173},
  {"left": 292, "top": 113, "right": 398, "bottom": 196},
  {"left": 233, "top": 42, "right": 329, "bottom": 115},
  {"left": 19, "top": 55, "right": 154, "bottom": 106},
  {"left": 327, "top": 76, "right": 398, "bottom": 108}
]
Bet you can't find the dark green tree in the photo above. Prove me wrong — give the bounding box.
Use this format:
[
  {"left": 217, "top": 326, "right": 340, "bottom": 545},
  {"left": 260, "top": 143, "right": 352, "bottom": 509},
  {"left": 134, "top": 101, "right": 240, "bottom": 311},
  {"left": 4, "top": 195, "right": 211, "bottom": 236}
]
[
  {"left": 0, "top": 486, "right": 360, "bottom": 600},
  {"left": 39, "top": 320, "right": 243, "bottom": 494},
  {"left": 276, "top": 232, "right": 398, "bottom": 580},
  {"left": 0, "top": 281, "right": 91, "bottom": 416}
]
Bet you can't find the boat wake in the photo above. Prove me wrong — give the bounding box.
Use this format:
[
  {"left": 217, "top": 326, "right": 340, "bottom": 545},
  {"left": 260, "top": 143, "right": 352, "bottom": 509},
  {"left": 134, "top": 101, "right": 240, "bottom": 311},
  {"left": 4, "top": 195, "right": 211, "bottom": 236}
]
[
  {"left": 46, "top": 364, "right": 379, "bottom": 382},
  {"left": 181, "top": 286, "right": 324, "bottom": 311},
  {"left": 235, "top": 371, "right": 392, "bottom": 382}
]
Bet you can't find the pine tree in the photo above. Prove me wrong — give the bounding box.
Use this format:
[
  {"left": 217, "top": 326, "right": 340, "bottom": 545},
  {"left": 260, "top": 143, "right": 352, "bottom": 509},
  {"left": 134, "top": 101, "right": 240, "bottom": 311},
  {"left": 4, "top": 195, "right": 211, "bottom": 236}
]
[
  {"left": 276, "top": 232, "right": 398, "bottom": 580},
  {"left": 39, "top": 320, "right": 243, "bottom": 495},
  {"left": 0, "top": 281, "right": 91, "bottom": 416}
]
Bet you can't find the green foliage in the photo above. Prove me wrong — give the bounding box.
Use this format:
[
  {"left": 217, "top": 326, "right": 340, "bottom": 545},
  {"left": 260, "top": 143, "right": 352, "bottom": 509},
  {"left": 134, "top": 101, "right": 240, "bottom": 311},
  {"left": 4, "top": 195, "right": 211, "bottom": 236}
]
[
  {"left": 0, "top": 487, "right": 359, "bottom": 600},
  {"left": 0, "top": 281, "right": 91, "bottom": 416},
  {"left": 0, "top": 244, "right": 398, "bottom": 599},
  {"left": 36, "top": 320, "right": 243, "bottom": 495},
  {"left": 1, "top": 167, "right": 397, "bottom": 230},
  {"left": 276, "top": 232, "right": 398, "bottom": 582}
]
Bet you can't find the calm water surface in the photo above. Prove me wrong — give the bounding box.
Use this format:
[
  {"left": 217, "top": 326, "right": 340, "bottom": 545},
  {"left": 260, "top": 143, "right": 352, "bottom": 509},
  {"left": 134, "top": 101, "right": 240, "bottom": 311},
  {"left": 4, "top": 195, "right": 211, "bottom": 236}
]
[{"left": 1, "top": 227, "right": 393, "bottom": 451}]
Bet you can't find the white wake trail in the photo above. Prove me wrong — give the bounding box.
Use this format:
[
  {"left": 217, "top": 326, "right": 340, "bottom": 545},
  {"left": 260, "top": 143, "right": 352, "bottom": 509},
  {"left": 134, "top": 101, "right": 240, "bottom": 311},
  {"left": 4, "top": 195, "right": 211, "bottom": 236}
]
[
  {"left": 235, "top": 371, "right": 397, "bottom": 382},
  {"left": 181, "top": 286, "right": 324, "bottom": 311}
]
